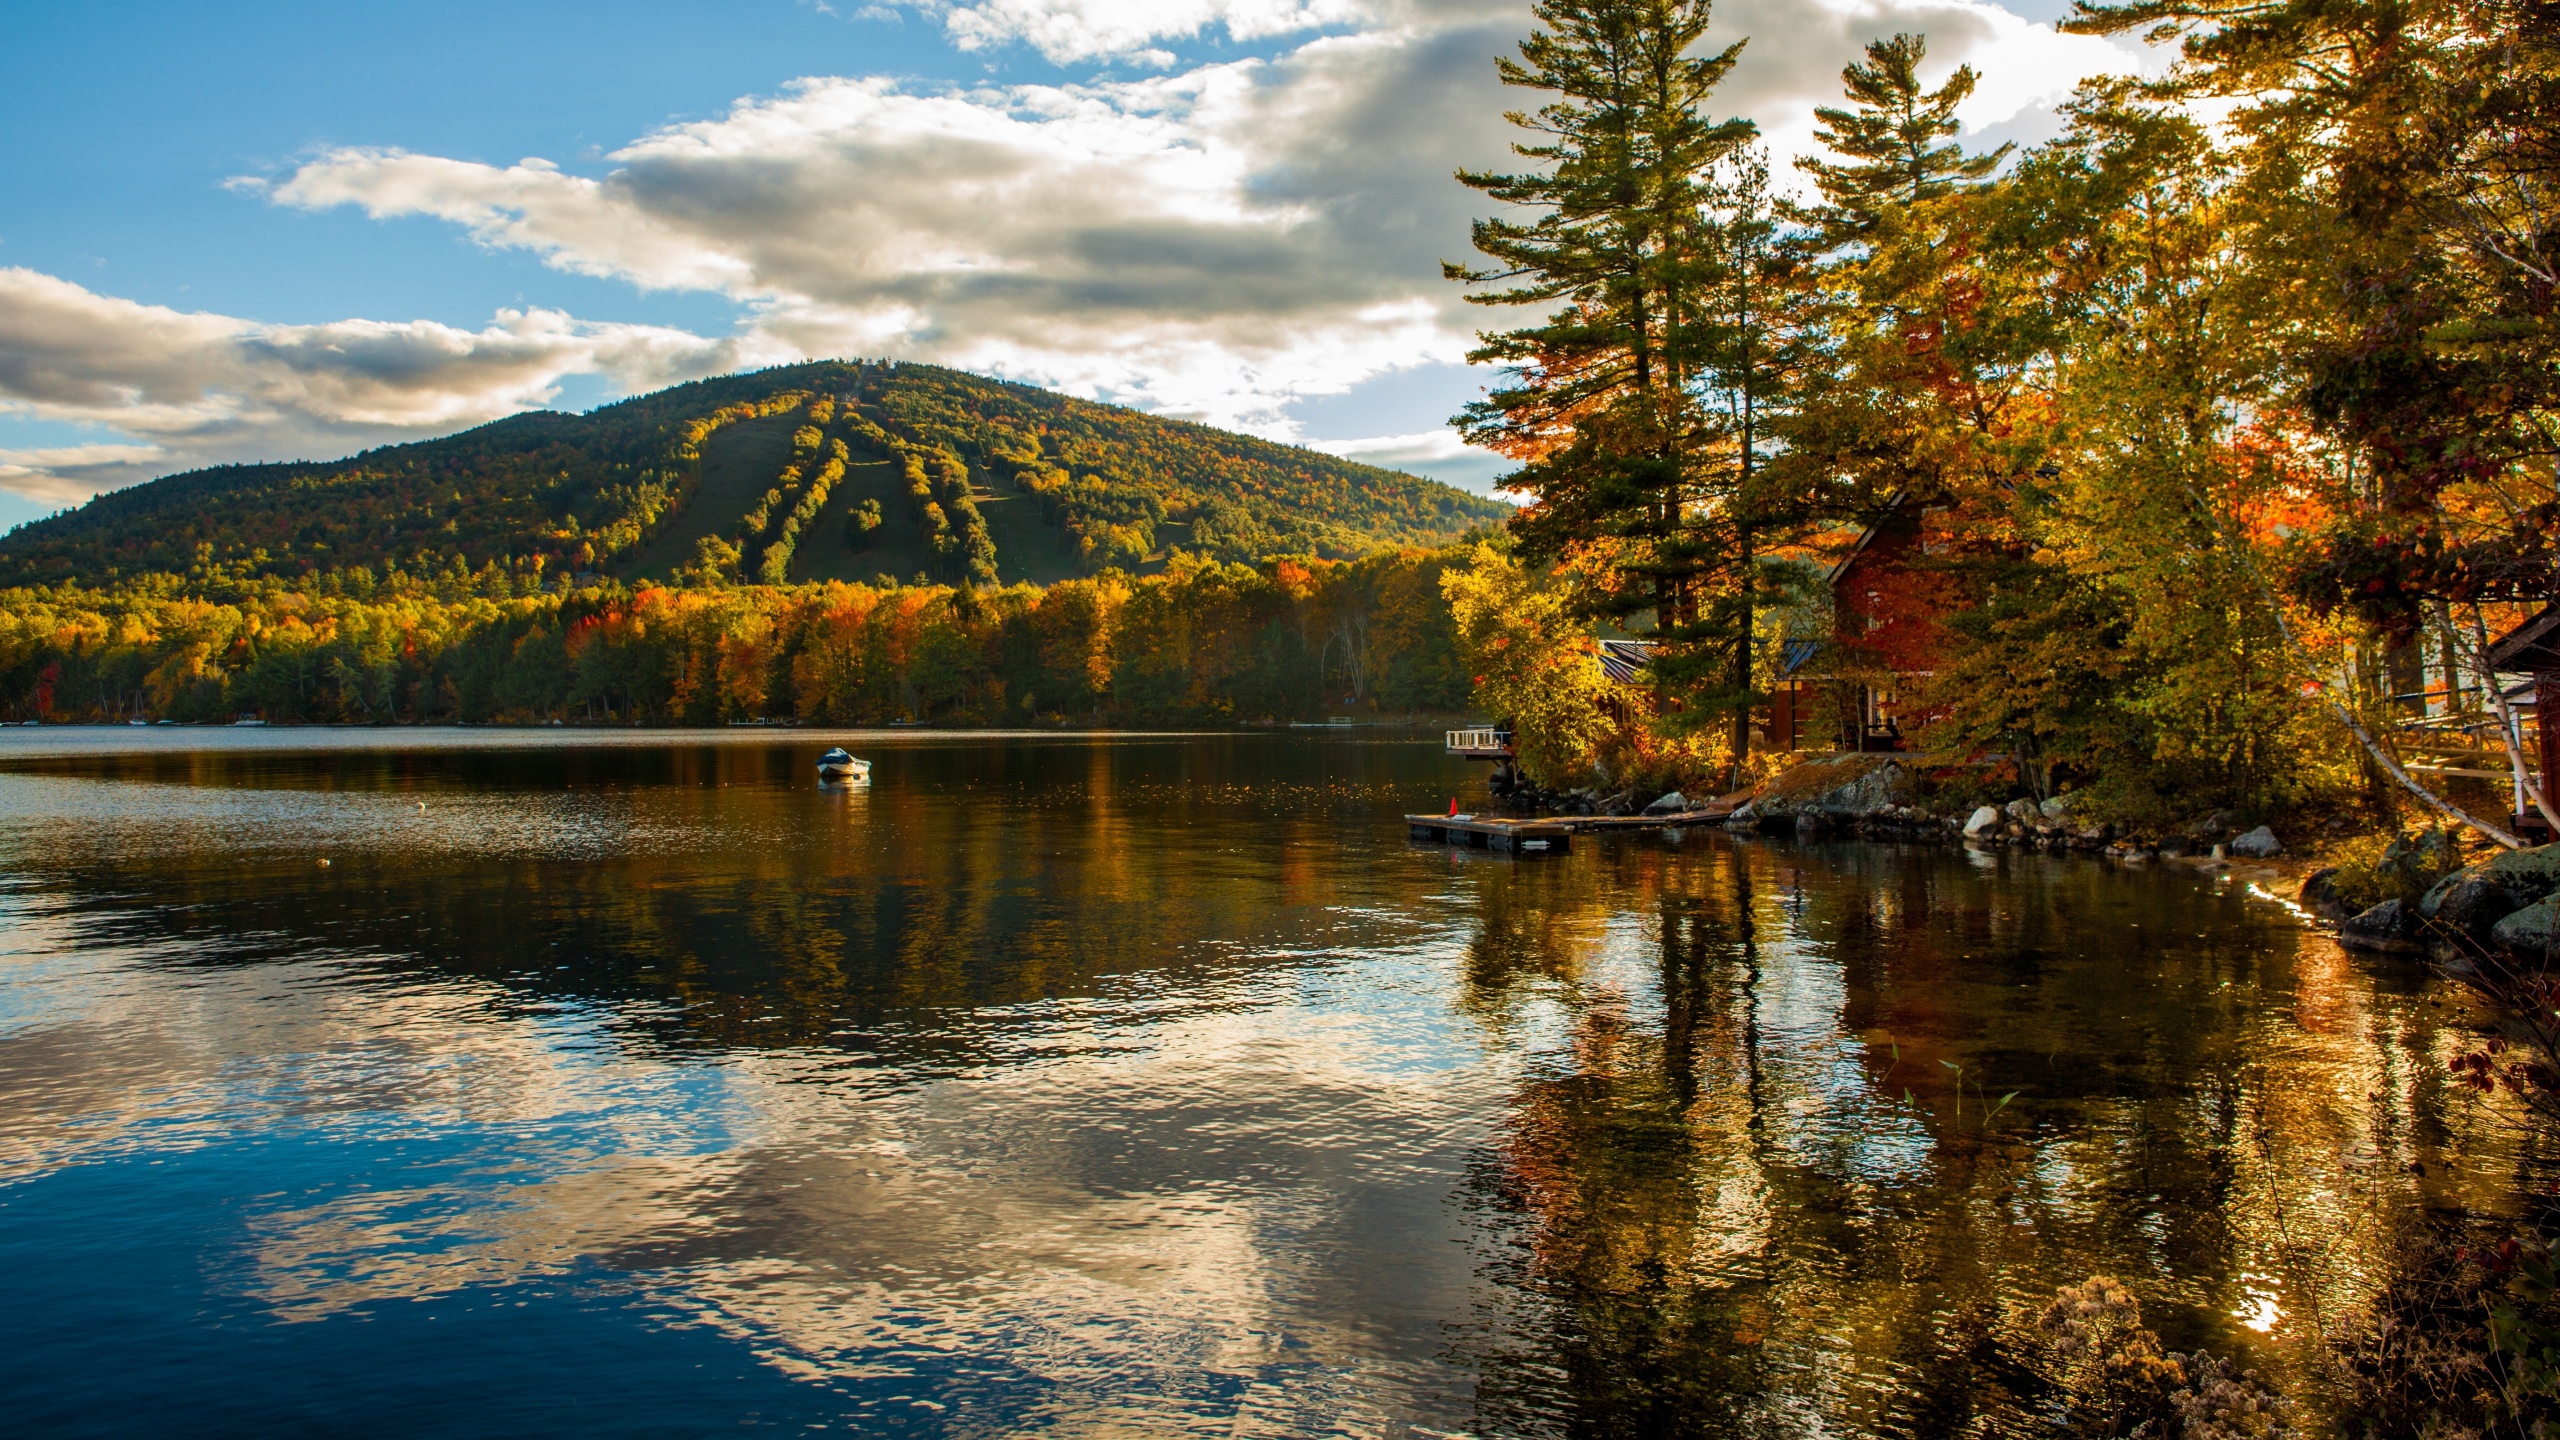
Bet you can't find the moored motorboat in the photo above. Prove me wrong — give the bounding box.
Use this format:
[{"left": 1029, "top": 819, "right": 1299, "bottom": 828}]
[{"left": 815, "top": 747, "right": 871, "bottom": 782}]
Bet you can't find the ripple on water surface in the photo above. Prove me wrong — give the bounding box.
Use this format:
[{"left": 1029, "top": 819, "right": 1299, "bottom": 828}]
[{"left": 0, "top": 730, "right": 2515, "bottom": 1436}]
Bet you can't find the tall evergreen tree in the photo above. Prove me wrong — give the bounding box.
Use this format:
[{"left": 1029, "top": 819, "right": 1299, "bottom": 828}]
[
  {"left": 1449, "top": 0, "right": 1778, "bottom": 782},
  {"left": 1685, "top": 148, "right": 1819, "bottom": 784},
  {"left": 1778, "top": 32, "right": 2047, "bottom": 518},
  {"left": 1797, "top": 33, "right": 2009, "bottom": 241}
]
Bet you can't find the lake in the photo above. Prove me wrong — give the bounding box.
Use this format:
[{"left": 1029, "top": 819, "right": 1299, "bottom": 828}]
[{"left": 0, "top": 729, "right": 2516, "bottom": 1436}]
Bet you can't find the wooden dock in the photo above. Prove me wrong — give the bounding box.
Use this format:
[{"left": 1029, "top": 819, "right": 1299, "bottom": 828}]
[
  {"left": 1406, "top": 814, "right": 1574, "bottom": 853},
  {"left": 1406, "top": 798, "right": 1746, "bottom": 853},
  {"left": 1564, "top": 807, "right": 1737, "bottom": 831}
]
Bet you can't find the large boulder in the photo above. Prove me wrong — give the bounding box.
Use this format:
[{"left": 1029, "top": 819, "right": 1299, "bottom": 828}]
[
  {"left": 1964, "top": 805, "right": 2003, "bottom": 838},
  {"left": 2419, "top": 870, "right": 2522, "bottom": 942},
  {"left": 2483, "top": 845, "right": 2560, "bottom": 905},
  {"left": 2005, "top": 798, "right": 2042, "bottom": 823},
  {"left": 2493, "top": 900, "right": 2558, "bottom": 960},
  {"left": 2298, "top": 867, "right": 2353, "bottom": 922},
  {"left": 1644, "top": 791, "right": 1690, "bottom": 815},
  {"left": 1751, "top": 755, "right": 1914, "bottom": 819},
  {"left": 2040, "top": 794, "right": 2075, "bottom": 821},
  {"left": 2382, "top": 830, "right": 2465, "bottom": 890},
  {"left": 2229, "top": 826, "right": 2283, "bottom": 859},
  {"left": 2341, "top": 898, "right": 2425, "bottom": 954}
]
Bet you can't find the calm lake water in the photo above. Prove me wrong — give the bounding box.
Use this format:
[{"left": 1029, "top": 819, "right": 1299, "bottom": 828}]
[{"left": 0, "top": 729, "right": 2520, "bottom": 1437}]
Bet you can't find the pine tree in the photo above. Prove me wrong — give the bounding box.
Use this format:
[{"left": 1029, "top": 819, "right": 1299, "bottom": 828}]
[
  {"left": 1796, "top": 34, "right": 2009, "bottom": 243},
  {"left": 1779, "top": 32, "right": 2045, "bottom": 517},
  {"left": 1447, "top": 0, "right": 1766, "bottom": 777},
  {"left": 1678, "top": 147, "right": 1825, "bottom": 784}
]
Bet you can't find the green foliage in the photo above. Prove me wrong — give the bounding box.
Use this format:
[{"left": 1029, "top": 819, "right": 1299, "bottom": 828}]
[
  {"left": 1919, "top": 559, "right": 2139, "bottom": 799},
  {"left": 1450, "top": 0, "right": 1832, "bottom": 786},
  {"left": 0, "top": 546, "right": 1480, "bottom": 727},
  {"left": 1440, "top": 543, "right": 1626, "bottom": 787},
  {"left": 2322, "top": 828, "right": 2467, "bottom": 915},
  {"left": 0, "top": 360, "right": 1508, "bottom": 593},
  {"left": 846, "top": 499, "right": 884, "bottom": 549},
  {"left": 1794, "top": 32, "right": 2008, "bottom": 238}
]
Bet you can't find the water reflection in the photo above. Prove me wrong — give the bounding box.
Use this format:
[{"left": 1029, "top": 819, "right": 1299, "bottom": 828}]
[
  {"left": 1449, "top": 838, "right": 2517, "bottom": 1437},
  {"left": 0, "top": 732, "right": 2523, "bottom": 1436}
]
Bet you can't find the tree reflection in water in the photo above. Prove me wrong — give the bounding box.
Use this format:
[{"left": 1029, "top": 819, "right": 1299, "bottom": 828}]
[
  {"left": 0, "top": 732, "right": 2525, "bottom": 1436},
  {"left": 1448, "top": 835, "right": 2520, "bottom": 1439}
]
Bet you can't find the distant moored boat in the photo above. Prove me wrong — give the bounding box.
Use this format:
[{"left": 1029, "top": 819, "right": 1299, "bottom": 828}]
[{"left": 816, "top": 747, "right": 871, "bottom": 783}]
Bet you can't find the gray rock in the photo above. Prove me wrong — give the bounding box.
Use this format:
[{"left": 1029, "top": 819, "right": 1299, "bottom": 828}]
[
  {"left": 1723, "top": 802, "right": 1758, "bottom": 830},
  {"left": 1780, "top": 759, "right": 1914, "bottom": 816},
  {"left": 2040, "top": 794, "right": 2074, "bottom": 820},
  {"left": 2484, "top": 845, "right": 2560, "bottom": 905},
  {"left": 2298, "top": 867, "right": 2352, "bottom": 922},
  {"left": 1644, "top": 791, "right": 1689, "bottom": 815},
  {"left": 2229, "top": 826, "right": 2283, "bottom": 858},
  {"left": 2341, "top": 898, "right": 2425, "bottom": 954},
  {"left": 2492, "top": 900, "right": 2557, "bottom": 959},
  {"left": 2423, "top": 873, "right": 2522, "bottom": 944},
  {"left": 1964, "top": 805, "right": 2002, "bottom": 838},
  {"left": 2005, "top": 798, "right": 2041, "bottom": 823}
]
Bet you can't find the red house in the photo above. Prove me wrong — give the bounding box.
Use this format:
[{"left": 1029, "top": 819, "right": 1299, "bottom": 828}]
[{"left": 1810, "top": 494, "right": 1971, "bottom": 751}]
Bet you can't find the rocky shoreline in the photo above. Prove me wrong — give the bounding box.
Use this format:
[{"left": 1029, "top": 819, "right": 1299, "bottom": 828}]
[
  {"left": 1514, "top": 752, "right": 2558, "bottom": 968},
  {"left": 1707, "top": 754, "right": 2280, "bottom": 861},
  {"left": 2302, "top": 842, "right": 2560, "bottom": 962}
]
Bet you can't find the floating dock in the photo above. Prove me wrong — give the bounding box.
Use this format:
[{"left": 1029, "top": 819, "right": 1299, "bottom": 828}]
[
  {"left": 1406, "top": 814, "right": 1574, "bottom": 853},
  {"left": 1405, "top": 800, "right": 1746, "bottom": 854}
]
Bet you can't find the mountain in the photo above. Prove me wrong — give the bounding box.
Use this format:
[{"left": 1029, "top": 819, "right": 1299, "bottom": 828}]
[{"left": 0, "top": 361, "right": 1510, "bottom": 591}]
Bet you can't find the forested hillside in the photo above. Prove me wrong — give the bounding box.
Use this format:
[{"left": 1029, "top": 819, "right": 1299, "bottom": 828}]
[
  {"left": 0, "top": 549, "right": 1476, "bottom": 726},
  {"left": 0, "top": 361, "right": 1507, "bottom": 590}
]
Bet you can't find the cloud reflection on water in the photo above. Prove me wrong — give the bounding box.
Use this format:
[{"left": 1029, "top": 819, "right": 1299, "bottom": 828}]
[{"left": 0, "top": 734, "right": 2532, "bottom": 1436}]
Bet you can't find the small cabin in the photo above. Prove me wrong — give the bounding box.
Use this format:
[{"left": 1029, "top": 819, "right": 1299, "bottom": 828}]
[{"left": 1783, "top": 493, "right": 1970, "bottom": 752}]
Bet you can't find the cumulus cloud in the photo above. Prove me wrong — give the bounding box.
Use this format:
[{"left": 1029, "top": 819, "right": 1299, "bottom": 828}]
[
  {"left": 925, "top": 0, "right": 1368, "bottom": 63},
  {"left": 0, "top": 267, "right": 748, "bottom": 498},
  {"left": 2, "top": 0, "right": 2136, "bottom": 504},
  {"left": 252, "top": 0, "right": 2126, "bottom": 436},
  {"left": 0, "top": 444, "right": 171, "bottom": 506}
]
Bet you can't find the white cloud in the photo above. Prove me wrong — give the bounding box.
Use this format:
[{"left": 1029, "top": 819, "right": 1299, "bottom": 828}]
[
  {"left": 924, "top": 0, "right": 1369, "bottom": 63},
  {"left": 1306, "top": 426, "right": 1520, "bottom": 497},
  {"left": 0, "top": 444, "right": 170, "bottom": 506},
  {"left": 0, "top": 267, "right": 747, "bottom": 498},
  {"left": 248, "top": 1, "right": 2127, "bottom": 433},
  {"left": 1, "top": 0, "right": 2136, "bottom": 504},
  {"left": 1306, "top": 427, "right": 1470, "bottom": 464}
]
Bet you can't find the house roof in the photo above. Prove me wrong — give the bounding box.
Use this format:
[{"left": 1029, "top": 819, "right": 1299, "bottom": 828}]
[
  {"left": 1826, "top": 491, "right": 1909, "bottom": 587},
  {"left": 1597, "top": 638, "right": 1655, "bottom": 685},
  {"left": 2489, "top": 603, "right": 2560, "bottom": 673}
]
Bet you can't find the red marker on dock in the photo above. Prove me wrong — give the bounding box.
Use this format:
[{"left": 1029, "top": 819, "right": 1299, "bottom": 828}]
[{"left": 1448, "top": 797, "right": 1459, "bottom": 816}]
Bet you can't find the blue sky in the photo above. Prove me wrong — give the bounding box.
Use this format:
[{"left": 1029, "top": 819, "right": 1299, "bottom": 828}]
[{"left": 0, "top": 0, "right": 2132, "bottom": 535}]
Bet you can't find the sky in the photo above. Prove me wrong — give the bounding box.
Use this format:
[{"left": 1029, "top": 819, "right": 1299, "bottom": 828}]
[{"left": 0, "top": 0, "right": 2148, "bottom": 535}]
